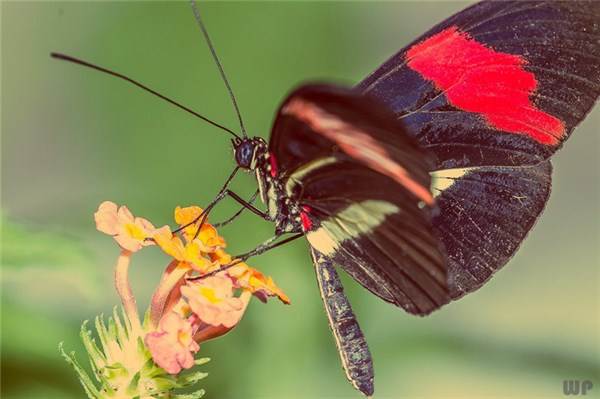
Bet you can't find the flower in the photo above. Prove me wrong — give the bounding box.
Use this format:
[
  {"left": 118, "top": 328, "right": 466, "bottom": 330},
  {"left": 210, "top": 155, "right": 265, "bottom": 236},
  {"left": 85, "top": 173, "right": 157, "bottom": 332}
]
[
  {"left": 152, "top": 226, "right": 214, "bottom": 273},
  {"left": 94, "top": 201, "right": 155, "bottom": 252},
  {"left": 65, "top": 200, "right": 290, "bottom": 398},
  {"left": 174, "top": 205, "right": 203, "bottom": 234},
  {"left": 209, "top": 248, "right": 232, "bottom": 265},
  {"left": 145, "top": 312, "right": 200, "bottom": 375},
  {"left": 229, "top": 263, "right": 291, "bottom": 304},
  {"left": 61, "top": 309, "right": 210, "bottom": 399},
  {"left": 181, "top": 275, "right": 250, "bottom": 328},
  {"left": 174, "top": 206, "right": 226, "bottom": 250}
]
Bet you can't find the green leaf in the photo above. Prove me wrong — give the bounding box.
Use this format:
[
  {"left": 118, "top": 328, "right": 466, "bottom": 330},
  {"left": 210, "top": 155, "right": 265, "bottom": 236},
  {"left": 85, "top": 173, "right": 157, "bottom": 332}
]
[
  {"left": 125, "top": 371, "right": 141, "bottom": 396},
  {"left": 194, "top": 358, "right": 210, "bottom": 366},
  {"left": 59, "top": 342, "right": 100, "bottom": 399},
  {"left": 80, "top": 320, "right": 106, "bottom": 372},
  {"left": 172, "top": 389, "right": 206, "bottom": 399},
  {"left": 176, "top": 371, "right": 209, "bottom": 387},
  {"left": 150, "top": 376, "right": 179, "bottom": 393},
  {"left": 94, "top": 316, "right": 111, "bottom": 359},
  {"left": 112, "top": 307, "right": 129, "bottom": 345}
]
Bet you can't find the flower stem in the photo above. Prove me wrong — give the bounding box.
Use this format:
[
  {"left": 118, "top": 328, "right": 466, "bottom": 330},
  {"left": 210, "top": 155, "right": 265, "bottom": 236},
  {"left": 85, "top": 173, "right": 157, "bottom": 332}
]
[
  {"left": 114, "top": 250, "right": 143, "bottom": 336},
  {"left": 150, "top": 261, "right": 190, "bottom": 328}
]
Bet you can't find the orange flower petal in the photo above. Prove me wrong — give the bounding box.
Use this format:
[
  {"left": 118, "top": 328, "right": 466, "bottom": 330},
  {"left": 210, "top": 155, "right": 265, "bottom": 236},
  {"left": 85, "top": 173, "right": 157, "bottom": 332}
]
[
  {"left": 210, "top": 249, "right": 232, "bottom": 265},
  {"left": 228, "top": 263, "right": 290, "bottom": 304},
  {"left": 153, "top": 226, "right": 186, "bottom": 261},
  {"left": 183, "top": 241, "right": 212, "bottom": 272},
  {"left": 174, "top": 206, "right": 204, "bottom": 226}
]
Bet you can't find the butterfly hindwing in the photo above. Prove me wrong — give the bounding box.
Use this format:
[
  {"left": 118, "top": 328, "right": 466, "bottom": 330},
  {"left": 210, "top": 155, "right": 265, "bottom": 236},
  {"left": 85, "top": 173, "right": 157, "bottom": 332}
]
[
  {"left": 300, "top": 161, "right": 448, "bottom": 315},
  {"left": 431, "top": 161, "right": 552, "bottom": 298},
  {"left": 357, "top": 0, "right": 600, "bottom": 169}
]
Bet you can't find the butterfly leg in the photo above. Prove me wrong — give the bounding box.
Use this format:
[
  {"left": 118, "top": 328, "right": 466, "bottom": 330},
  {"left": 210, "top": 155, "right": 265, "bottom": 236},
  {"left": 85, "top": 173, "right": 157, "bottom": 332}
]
[
  {"left": 213, "top": 189, "right": 259, "bottom": 227},
  {"left": 188, "top": 188, "right": 271, "bottom": 240},
  {"left": 176, "top": 167, "right": 271, "bottom": 237},
  {"left": 233, "top": 232, "right": 303, "bottom": 262},
  {"left": 223, "top": 189, "right": 272, "bottom": 221},
  {"left": 187, "top": 233, "right": 303, "bottom": 281},
  {"left": 311, "top": 248, "right": 374, "bottom": 397},
  {"left": 175, "top": 166, "right": 242, "bottom": 234}
]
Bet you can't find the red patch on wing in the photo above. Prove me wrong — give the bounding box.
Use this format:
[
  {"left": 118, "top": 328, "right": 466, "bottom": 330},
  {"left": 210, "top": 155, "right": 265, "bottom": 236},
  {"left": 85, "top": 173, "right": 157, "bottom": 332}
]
[
  {"left": 406, "top": 26, "right": 565, "bottom": 145},
  {"left": 268, "top": 153, "right": 278, "bottom": 177},
  {"left": 300, "top": 205, "right": 313, "bottom": 231}
]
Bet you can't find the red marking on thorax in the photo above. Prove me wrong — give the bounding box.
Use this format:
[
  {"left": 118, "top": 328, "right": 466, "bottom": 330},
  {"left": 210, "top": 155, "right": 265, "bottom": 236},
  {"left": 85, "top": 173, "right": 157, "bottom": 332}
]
[
  {"left": 268, "top": 153, "right": 278, "bottom": 177},
  {"left": 406, "top": 26, "right": 565, "bottom": 145},
  {"left": 300, "top": 205, "right": 313, "bottom": 231}
]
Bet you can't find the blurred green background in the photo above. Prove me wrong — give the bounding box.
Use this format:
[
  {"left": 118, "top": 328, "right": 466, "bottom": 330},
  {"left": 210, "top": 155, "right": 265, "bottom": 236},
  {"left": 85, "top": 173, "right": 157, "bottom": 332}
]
[{"left": 2, "top": 2, "right": 599, "bottom": 398}]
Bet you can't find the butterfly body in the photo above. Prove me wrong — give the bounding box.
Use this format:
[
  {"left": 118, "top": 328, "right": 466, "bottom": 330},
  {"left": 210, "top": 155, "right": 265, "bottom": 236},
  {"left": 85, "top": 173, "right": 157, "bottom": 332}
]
[{"left": 233, "top": 137, "right": 306, "bottom": 235}]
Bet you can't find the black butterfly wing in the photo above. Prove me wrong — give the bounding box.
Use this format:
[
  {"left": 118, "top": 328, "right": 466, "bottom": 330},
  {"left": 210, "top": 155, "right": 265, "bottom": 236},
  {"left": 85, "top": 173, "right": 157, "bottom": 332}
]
[
  {"left": 357, "top": 0, "right": 600, "bottom": 169},
  {"left": 270, "top": 84, "right": 435, "bottom": 206},
  {"left": 300, "top": 161, "right": 448, "bottom": 315},
  {"left": 431, "top": 162, "right": 552, "bottom": 299},
  {"left": 270, "top": 84, "right": 449, "bottom": 315},
  {"left": 354, "top": 0, "right": 599, "bottom": 300}
]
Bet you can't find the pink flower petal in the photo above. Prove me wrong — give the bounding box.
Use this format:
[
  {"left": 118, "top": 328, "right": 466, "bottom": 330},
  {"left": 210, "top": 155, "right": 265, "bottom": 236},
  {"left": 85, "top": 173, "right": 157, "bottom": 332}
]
[
  {"left": 94, "top": 201, "right": 119, "bottom": 235},
  {"left": 146, "top": 331, "right": 191, "bottom": 374},
  {"left": 117, "top": 205, "right": 135, "bottom": 224},
  {"left": 95, "top": 202, "right": 155, "bottom": 253},
  {"left": 136, "top": 217, "right": 156, "bottom": 247},
  {"left": 114, "top": 233, "right": 143, "bottom": 252},
  {"left": 192, "top": 291, "right": 252, "bottom": 343},
  {"left": 181, "top": 276, "right": 250, "bottom": 328},
  {"left": 145, "top": 312, "right": 199, "bottom": 375}
]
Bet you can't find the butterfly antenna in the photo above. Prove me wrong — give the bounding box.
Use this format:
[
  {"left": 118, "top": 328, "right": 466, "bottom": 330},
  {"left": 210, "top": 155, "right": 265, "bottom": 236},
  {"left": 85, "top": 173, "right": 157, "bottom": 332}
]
[
  {"left": 190, "top": 0, "right": 248, "bottom": 138},
  {"left": 50, "top": 52, "right": 240, "bottom": 139}
]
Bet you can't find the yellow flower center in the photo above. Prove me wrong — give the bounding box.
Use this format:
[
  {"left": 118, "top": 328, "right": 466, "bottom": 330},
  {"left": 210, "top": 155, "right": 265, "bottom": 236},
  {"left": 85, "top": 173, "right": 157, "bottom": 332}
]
[
  {"left": 178, "top": 330, "right": 191, "bottom": 345},
  {"left": 124, "top": 223, "right": 146, "bottom": 240},
  {"left": 199, "top": 287, "right": 221, "bottom": 304},
  {"left": 249, "top": 276, "right": 263, "bottom": 289}
]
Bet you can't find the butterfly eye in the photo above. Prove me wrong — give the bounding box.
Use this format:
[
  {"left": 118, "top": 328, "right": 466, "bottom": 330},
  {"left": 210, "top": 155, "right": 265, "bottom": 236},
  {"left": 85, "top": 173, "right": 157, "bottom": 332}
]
[{"left": 235, "top": 142, "right": 255, "bottom": 168}]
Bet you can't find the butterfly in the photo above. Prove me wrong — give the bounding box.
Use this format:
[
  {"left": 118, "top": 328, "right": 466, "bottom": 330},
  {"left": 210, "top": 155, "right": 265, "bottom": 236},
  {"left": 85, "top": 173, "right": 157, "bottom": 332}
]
[{"left": 52, "top": 1, "right": 600, "bottom": 396}]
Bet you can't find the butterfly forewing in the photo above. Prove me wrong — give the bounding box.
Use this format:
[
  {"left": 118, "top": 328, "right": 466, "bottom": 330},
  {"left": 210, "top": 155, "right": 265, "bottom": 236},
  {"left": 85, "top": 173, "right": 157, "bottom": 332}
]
[
  {"left": 269, "top": 84, "right": 449, "bottom": 315},
  {"left": 357, "top": 0, "right": 600, "bottom": 169},
  {"left": 270, "top": 84, "right": 434, "bottom": 198}
]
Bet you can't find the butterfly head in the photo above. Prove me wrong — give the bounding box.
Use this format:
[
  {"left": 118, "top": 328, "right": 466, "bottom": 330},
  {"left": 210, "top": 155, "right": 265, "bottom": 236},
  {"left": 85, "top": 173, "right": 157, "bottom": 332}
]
[{"left": 232, "top": 136, "right": 267, "bottom": 170}]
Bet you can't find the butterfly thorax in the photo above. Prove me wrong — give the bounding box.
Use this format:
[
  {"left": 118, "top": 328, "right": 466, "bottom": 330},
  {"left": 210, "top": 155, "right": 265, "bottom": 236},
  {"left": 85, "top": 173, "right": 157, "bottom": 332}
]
[
  {"left": 232, "top": 136, "right": 300, "bottom": 232},
  {"left": 254, "top": 150, "right": 303, "bottom": 235}
]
